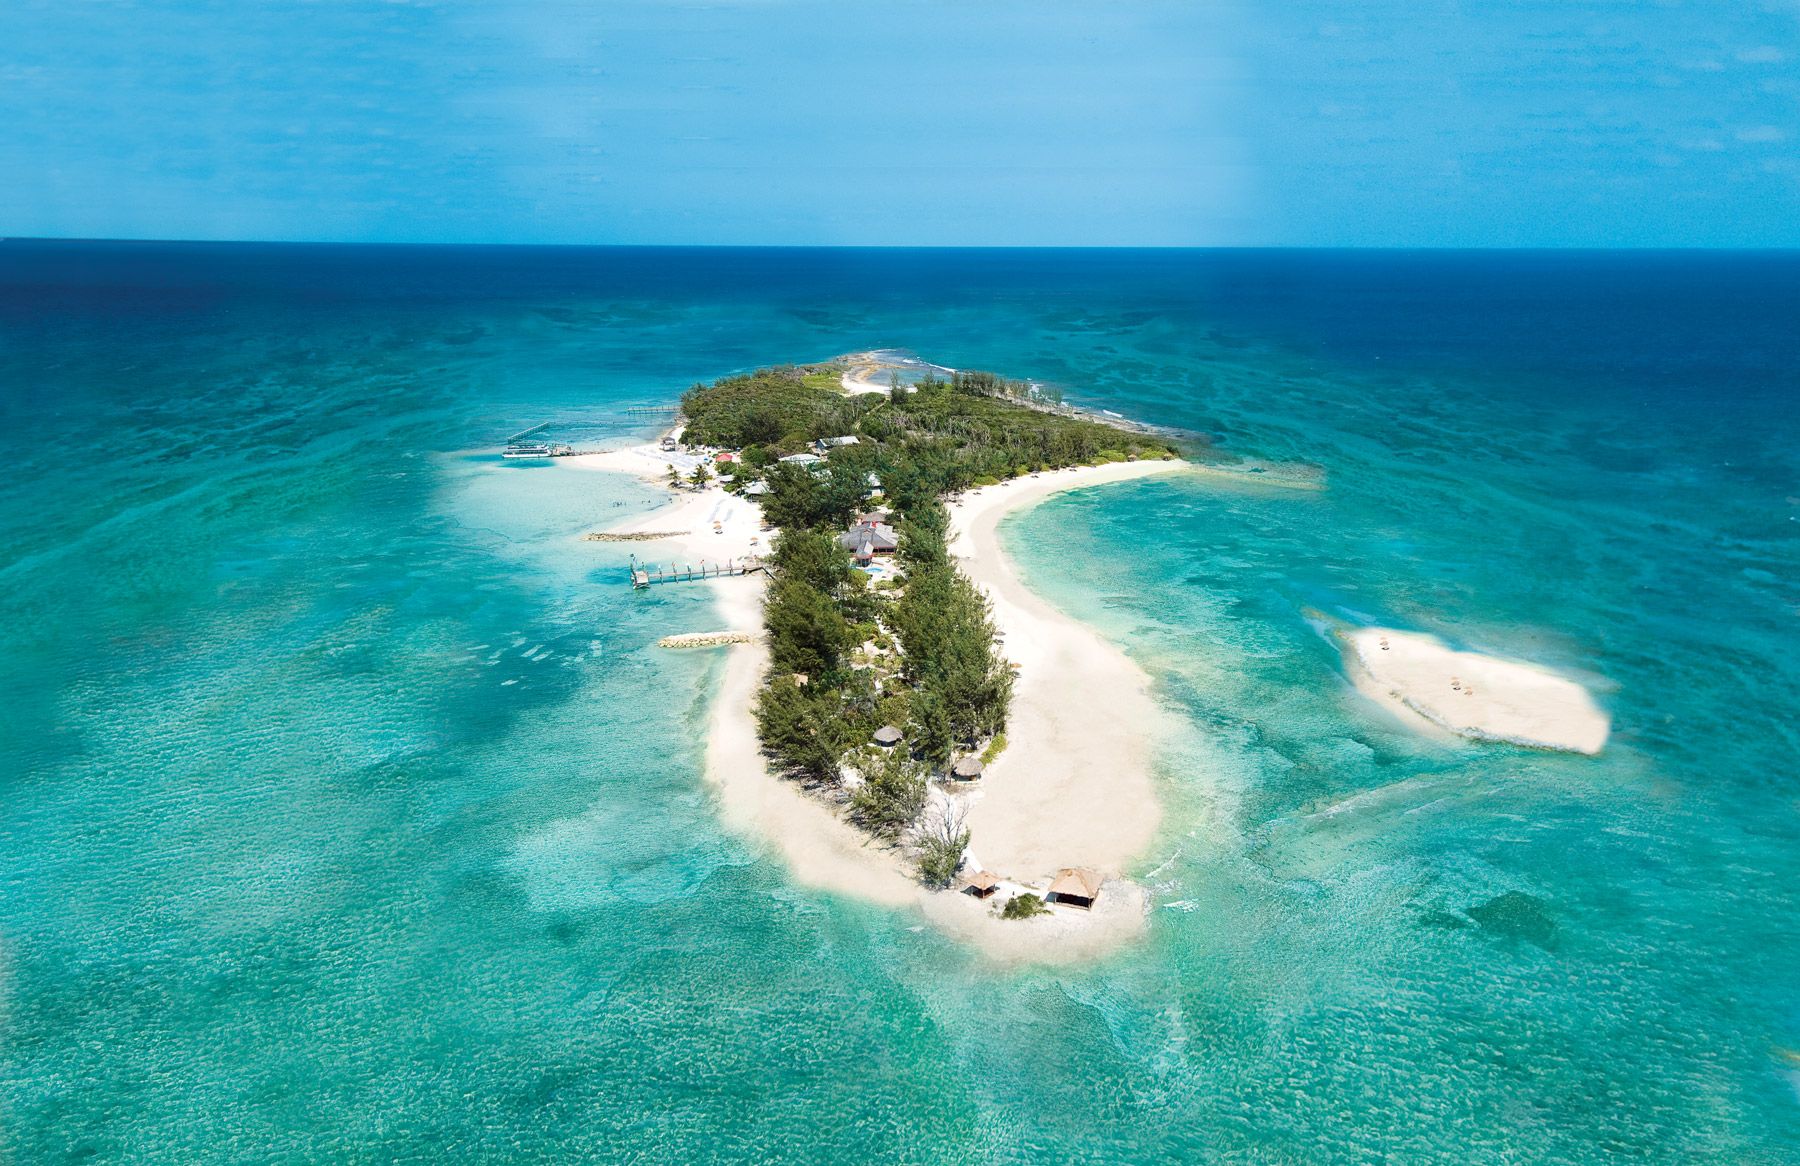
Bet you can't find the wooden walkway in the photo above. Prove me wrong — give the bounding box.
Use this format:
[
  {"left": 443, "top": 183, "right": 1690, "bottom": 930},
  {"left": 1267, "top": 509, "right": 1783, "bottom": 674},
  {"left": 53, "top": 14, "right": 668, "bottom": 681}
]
[{"left": 629, "top": 554, "right": 766, "bottom": 588}]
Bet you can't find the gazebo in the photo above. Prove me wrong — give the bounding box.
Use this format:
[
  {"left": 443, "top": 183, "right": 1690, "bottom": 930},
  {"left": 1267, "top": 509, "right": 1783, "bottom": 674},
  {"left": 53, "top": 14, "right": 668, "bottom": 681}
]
[
  {"left": 950, "top": 756, "right": 984, "bottom": 781},
  {"left": 963, "top": 871, "right": 1000, "bottom": 899},
  {"left": 1047, "top": 868, "right": 1103, "bottom": 910},
  {"left": 872, "top": 725, "right": 903, "bottom": 748}
]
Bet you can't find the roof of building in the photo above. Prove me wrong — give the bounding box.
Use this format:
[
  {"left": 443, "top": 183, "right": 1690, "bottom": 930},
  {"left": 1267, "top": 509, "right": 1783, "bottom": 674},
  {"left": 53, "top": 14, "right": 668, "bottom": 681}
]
[
  {"left": 743, "top": 481, "right": 770, "bottom": 495},
  {"left": 872, "top": 724, "right": 904, "bottom": 745},
  {"left": 951, "top": 757, "right": 984, "bottom": 779},
  {"left": 1049, "top": 868, "right": 1104, "bottom": 900},
  {"left": 779, "top": 452, "right": 824, "bottom": 465},
  {"left": 820, "top": 435, "right": 861, "bottom": 447},
  {"left": 964, "top": 870, "right": 999, "bottom": 892},
  {"left": 837, "top": 521, "right": 898, "bottom": 552}
]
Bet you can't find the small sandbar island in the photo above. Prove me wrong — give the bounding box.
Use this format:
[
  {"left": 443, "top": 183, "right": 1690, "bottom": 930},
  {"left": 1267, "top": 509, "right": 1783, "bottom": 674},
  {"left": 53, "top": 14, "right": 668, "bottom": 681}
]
[
  {"left": 570, "top": 353, "right": 1197, "bottom": 960},
  {"left": 1342, "top": 627, "right": 1610, "bottom": 754}
]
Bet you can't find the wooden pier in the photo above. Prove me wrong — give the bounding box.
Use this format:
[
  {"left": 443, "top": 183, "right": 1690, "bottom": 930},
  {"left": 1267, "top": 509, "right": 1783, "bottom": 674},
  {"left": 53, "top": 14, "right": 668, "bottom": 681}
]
[
  {"left": 629, "top": 553, "right": 765, "bottom": 588},
  {"left": 504, "top": 422, "right": 554, "bottom": 445}
]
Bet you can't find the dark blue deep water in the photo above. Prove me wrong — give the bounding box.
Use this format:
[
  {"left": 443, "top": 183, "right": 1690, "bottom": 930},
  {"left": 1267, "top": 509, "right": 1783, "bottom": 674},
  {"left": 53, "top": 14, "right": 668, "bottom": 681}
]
[{"left": 2, "top": 242, "right": 1797, "bottom": 1163}]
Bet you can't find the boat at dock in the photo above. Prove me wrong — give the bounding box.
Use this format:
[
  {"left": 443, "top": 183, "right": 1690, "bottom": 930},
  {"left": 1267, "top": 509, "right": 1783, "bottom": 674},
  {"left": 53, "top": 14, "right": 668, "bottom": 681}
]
[{"left": 503, "top": 441, "right": 573, "bottom": 459}]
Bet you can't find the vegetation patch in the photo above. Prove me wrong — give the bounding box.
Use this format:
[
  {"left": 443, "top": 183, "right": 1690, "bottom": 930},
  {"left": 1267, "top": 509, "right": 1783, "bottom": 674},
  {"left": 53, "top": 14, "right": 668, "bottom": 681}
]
[{"left": 1001, "top": 893, "right": 1050, "bottom": 920}]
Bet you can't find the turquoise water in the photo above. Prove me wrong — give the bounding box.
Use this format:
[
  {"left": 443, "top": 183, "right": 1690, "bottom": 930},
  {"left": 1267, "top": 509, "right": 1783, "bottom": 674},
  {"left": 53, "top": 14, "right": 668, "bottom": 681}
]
[{"left": 1, "top": 244, "right": 1796, "bottom": 1163}]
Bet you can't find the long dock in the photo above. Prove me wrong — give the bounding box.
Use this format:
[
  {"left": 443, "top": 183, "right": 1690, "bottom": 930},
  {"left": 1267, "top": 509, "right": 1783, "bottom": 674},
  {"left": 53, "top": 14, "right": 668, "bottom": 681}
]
[
  {"left": 504, "top": 422, "right": 554, "bottom": 445},
  {"left": 628, "top": 554, "right": 766, "bottom": 588}
]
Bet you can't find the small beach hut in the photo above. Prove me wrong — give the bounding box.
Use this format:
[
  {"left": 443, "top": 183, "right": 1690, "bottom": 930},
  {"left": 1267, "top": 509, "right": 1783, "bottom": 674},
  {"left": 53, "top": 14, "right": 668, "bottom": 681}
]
[
  {"left": 1047, "top": 868, "right": 1103, "bottom": 911},
  {"left": 951, "top": 756, "right": 984, "bottom": 781},
  {"left": 872, "top": 725, "right": 903, "bottom": 748},
  {"left": 963, "top": 871, "right": 1000, "bottom": 899}
]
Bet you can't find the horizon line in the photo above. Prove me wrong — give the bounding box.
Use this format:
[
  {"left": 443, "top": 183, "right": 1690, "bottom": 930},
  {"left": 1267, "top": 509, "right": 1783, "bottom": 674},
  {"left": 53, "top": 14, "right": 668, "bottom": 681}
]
[{"left": 5, "top": 236, "right": 1800, "bottom": 255}]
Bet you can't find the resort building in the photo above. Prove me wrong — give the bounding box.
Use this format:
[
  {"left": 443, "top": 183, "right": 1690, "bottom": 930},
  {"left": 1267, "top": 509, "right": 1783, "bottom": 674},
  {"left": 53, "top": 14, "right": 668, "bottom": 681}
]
[
  {"left": 814, "top": 435, "right": 861, "bottom": 451},
  {"left": 963, "top": 871, "right": 999, "bottom": 899},
  {"left": 872, "top": 725, "right": 903, "bottom": 748},
  {"left": 838, "top": 518, "right": 899, "bottom": 564},
  {"left": 1047, "top": 868, "right": 1103, "bottom": 910},
  {"left": 778, "top": 452, "right": 824, "bottom": 467}
]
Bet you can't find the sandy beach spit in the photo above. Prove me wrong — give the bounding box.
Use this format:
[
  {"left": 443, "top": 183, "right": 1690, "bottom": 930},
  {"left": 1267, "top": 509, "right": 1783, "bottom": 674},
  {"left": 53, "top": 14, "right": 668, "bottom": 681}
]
[{"left": 944, "top": 460, "right": 1188, "bottom": 894}]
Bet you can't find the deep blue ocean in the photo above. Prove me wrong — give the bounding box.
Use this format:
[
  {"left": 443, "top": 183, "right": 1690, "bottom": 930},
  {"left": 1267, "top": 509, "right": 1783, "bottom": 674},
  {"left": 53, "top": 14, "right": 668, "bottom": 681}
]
[{"left": 1, "top": 243, "right": 1796, "bottom": 1164}]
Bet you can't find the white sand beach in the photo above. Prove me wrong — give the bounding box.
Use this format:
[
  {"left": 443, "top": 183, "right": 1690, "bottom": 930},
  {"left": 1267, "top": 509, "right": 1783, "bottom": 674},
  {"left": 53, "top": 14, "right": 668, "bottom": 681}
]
[
  {"left": 1341, "top": 626, "right": 1610, "bottom": 754},
  {"left": 573, "top": 451, "right": 1190, "bottom": 961},
  {"left": 945, "top": 461, "right": 1188, "bottom": 899},
  {"left": 564, "top": 445, "right": 766, "bottom": 564}
]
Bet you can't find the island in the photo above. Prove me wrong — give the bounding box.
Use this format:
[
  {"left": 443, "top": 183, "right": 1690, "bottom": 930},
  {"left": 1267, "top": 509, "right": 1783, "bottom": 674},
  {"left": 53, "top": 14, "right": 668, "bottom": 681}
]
[{"left": 570, "top": 354, "right": 1190, "bottom": 958}]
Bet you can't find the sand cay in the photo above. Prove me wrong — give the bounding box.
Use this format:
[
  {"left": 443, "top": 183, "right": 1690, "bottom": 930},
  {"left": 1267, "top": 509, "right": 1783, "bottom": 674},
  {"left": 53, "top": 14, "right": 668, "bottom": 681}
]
[
  {"left": 571, "top": 446, "right": 1189, "bottom": 960},
  {"left": 1341, "top": 626, "right": 1610, "bottom": 754}
]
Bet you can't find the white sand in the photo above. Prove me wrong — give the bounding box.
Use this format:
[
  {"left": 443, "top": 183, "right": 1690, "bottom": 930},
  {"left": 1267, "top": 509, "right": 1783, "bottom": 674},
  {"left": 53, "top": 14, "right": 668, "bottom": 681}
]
[
  {"left": 946, "top": 461, "right": 1189, "bottom": 896},
  {"left": 563, "top": 442, "right": 709, "bottom": 482},
  {"left": 840, "top": 368, "right": 891, "bottom": 395},
  {"left": 566, "top": 444, "right": 768, "bottom": 564},
  {"left": 1341, "top": 627, "right": 1610, "bottom": 754}
]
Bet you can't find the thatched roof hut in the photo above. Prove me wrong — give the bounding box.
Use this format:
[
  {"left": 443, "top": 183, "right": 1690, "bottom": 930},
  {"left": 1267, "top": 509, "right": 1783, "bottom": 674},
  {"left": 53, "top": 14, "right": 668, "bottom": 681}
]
[
  {"left": 950, "top": 756, "right": 984, "bottom": 781},
  {"left": 1047, "top": 868, "right": 1103, "bottom": 910},
  {"left": 872, "top": 725, "right": 903, "bottom": 747},
  {"left": 963, "top": 870, "right": 999, "bottom": 899}
]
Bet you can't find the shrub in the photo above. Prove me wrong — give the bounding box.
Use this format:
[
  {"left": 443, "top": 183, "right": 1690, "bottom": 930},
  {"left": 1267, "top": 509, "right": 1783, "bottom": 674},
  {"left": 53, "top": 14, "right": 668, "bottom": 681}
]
[
  {"left": 915, "top": 802, "right": 969, "bottom": 888},
  {"left": 1001, "top": 893, "right": 1050, "bottom": 920},
  {"left": 849, "top": 753, "right": 927, "bottom": 840}
]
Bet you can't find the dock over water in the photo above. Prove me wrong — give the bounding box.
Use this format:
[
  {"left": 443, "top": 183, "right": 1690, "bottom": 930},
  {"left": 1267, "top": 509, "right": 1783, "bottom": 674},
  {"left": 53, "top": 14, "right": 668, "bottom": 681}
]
[{"left": 629, "top": 554, "right": 766, "bottom": 588}]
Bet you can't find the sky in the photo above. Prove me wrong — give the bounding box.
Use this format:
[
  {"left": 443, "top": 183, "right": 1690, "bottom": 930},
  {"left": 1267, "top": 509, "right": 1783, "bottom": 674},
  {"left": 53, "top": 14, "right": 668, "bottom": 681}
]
[{"left": 2, "top": 0, "right": 1796, "bottom": 247}]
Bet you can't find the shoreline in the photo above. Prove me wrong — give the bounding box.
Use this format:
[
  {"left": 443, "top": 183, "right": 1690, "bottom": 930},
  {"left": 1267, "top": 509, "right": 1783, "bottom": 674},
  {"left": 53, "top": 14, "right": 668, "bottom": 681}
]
[
  {"left": 944, "top": 460, "right": 1188, "bottom": 887},
  {"left": 574, "top": 447, "right": 1192, "bottom": 961}
]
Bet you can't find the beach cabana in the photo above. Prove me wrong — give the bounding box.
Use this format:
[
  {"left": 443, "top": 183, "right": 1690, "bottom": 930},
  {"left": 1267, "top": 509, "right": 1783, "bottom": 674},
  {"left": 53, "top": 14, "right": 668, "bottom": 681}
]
[
  {"left": 872, "top": 725, "right": 903, "bottom": 748},
  {"left": 963, "top": 871, "right": 1000, "bottom": 899},
  {"left": 950, "top": 757, "right": 984, "bottom": 782},
  {"left": 1047, "top": 868, "right": 1103, "bottom": 911}
]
